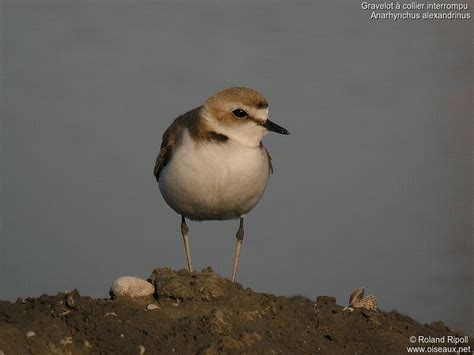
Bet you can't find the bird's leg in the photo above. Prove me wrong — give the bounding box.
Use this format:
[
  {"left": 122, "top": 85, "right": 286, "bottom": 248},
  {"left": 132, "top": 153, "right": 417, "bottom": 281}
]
[
  {"left": 231, "top": 217, "right": 244, "bottom": 283},
  {"left": 180, "top": 216, "right": 193, "bottom": 272}
]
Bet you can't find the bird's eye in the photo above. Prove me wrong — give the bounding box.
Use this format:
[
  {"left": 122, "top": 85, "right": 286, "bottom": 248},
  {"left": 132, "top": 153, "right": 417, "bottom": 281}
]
[{"left": 232, "top": 109, "right": 247, "bottom": 119}]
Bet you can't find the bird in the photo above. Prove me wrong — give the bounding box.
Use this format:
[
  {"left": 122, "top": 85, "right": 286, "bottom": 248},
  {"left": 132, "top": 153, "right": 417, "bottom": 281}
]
[{"left": 153, "top": 87, "right": 289, "bottom": 282}]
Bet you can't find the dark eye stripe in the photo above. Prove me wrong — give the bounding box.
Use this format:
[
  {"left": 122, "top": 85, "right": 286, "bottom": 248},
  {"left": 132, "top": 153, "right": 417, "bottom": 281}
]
[{"left": 232, "top": 109, "right": 247, "bottom": 119}]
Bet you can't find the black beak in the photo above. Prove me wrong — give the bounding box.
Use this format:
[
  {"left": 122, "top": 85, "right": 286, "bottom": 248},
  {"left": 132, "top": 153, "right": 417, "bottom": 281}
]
[{"left": 262, "top": 119, "right": 290, "bottom": 135}]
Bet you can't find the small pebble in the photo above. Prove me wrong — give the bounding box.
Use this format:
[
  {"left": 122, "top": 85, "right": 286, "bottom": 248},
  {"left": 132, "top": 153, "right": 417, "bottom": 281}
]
[
  {"left": 26, "top": 331, "right": 36, "bottom": 338},
  {"left": 111, "top": 277, "right": 155, "bottom": 298},
  {"left": 146, "top": 303, "right": 159, "bottom": 310},
  {"left": 84, "top": 340, "right": 93, "bottom": 349},
  {"left": 60, "top": 336, "right": 72, "bottom": 345},
  {"left": 138, "top": 345, "right": 146, "bottom": 355},
  {"left": 120, "top": 334, "right": 125, "bottom": 338},
  {"left": 60, "top": 309, "right": 71, "bottom": 316}
]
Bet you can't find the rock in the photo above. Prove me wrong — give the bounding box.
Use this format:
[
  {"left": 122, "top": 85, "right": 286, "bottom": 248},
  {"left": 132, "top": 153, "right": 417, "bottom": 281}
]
[
  {"left": 149, "top": 267, "right": 239, "bottom": 301},
  {"left": 146, "top": 303, "right": 159, "bottom": 310},
  {"left": 60, "top": 336, "right": 72, "bottom": 345},
  {"left": 111, "top": 277, "right": 155, "bottom": 298},
  {"left": 26, "top": 331, "right": 35, "bottom": 338},
  {"left": 316, "top": 296, "right": 336, "bottom": 305},
  {"left": 315, "top": 296, "right": 338, "bottom": 313},
  {"left": 84, "top": 340, "right": 93, "bottom": 349},
  {"left": 209, "top": 309, "right": 232, "bottom": 335}
]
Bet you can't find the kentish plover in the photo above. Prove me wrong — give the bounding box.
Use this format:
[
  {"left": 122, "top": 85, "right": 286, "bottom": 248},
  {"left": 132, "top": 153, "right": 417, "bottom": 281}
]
[{"left": 154, "top": 87, "right": 289, "bottom": 282}]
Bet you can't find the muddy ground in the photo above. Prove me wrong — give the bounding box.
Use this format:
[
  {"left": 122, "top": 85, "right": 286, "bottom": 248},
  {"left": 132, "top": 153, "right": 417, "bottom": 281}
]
[{"left": 0, "top": 267, "right": 471, "bottom": 354}]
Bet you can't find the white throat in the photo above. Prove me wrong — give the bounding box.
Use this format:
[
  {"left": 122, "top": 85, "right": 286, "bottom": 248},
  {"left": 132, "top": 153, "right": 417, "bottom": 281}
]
[{"left": 201, "top": 108, "right": 268, "bottom": 148}]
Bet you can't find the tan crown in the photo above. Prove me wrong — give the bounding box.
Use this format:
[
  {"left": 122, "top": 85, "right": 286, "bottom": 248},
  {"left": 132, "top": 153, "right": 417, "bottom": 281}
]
[{"left": 204, "top": 87, "right": 269, "bottom": 125}]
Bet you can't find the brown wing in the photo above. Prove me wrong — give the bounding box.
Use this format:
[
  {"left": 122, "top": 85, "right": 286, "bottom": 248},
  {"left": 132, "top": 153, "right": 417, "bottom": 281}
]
[{"left": 153, "top": 107, "right": 201, "bottom": 182}]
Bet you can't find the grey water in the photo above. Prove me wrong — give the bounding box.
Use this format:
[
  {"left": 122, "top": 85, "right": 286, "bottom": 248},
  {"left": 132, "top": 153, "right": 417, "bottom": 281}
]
[{"left": 1, "top": 1, "right": 472, "bottom": 333}]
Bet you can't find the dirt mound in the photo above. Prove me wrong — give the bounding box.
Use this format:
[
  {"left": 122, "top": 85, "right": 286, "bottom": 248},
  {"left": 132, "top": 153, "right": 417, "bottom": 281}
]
[{"left": 0, "top": 267, "right": 470, "bottom": 354}]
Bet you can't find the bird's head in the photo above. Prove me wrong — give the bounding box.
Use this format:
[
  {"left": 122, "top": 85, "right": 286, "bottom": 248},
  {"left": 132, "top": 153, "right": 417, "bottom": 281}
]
[{"left": 201, "top": 87, "right": 289, "bottom": 148}]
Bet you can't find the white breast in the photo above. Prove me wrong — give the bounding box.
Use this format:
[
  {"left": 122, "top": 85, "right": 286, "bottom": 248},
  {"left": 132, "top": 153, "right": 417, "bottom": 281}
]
[{"left": 159, "top": 130, "right": 271, "bottom": 220}]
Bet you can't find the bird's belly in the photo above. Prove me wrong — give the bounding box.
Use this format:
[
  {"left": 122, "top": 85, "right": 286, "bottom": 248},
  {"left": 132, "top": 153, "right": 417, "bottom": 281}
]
[{"left": 159, "top": 135, "right": 270, "bottom": 220}]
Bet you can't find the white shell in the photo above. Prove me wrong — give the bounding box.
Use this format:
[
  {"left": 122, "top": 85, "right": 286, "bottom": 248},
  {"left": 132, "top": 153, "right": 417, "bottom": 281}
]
[{"left": 111, "top": 276, "right": 155, "bottom": 298}]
